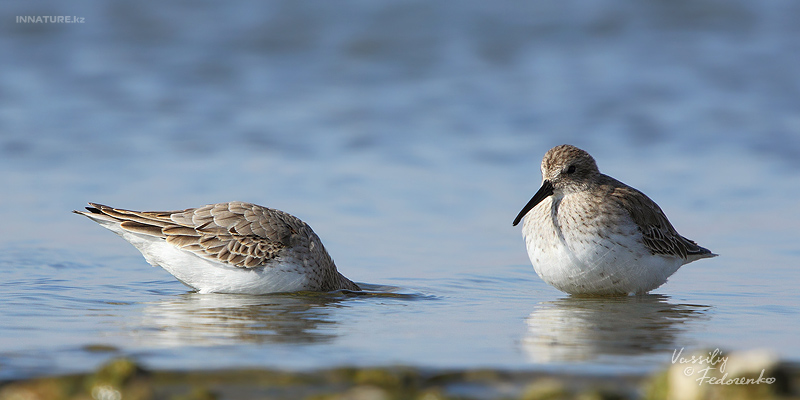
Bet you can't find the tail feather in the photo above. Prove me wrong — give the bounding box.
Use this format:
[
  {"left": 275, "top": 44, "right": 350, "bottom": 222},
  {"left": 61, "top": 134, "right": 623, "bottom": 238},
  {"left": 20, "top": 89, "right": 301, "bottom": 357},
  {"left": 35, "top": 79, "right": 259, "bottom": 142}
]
[{"left": 73, "top": 203, "right": 122, "bottom": 224}]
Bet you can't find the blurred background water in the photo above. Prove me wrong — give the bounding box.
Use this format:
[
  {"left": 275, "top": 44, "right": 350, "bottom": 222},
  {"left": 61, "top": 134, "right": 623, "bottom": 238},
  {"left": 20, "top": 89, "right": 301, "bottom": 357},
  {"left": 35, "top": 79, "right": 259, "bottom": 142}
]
[{"left": 1, "top": 0, "right": 799, "bottom": 381}]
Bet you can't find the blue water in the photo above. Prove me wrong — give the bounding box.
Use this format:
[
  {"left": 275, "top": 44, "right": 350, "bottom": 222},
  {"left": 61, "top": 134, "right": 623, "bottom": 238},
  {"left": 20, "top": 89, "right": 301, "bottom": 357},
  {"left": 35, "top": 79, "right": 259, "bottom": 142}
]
[{"left": 1, "top": 0, "right": 799, "bottom": 381}]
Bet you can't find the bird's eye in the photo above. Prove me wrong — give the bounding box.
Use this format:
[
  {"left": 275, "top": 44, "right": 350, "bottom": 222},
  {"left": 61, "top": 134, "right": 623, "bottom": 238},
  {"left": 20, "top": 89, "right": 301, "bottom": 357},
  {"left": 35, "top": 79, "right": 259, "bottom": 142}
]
[{"left": 566, "top": 165, "right": 576, "bottom": 174}]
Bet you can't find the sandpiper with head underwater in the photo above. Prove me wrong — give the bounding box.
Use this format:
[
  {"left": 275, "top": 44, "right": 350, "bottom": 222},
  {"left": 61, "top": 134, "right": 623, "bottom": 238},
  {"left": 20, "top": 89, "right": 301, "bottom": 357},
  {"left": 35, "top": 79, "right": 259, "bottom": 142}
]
[
  {"left": 75, "top": 202, "right": 360, "bottom": 294},
  {"left": 513, "top": 144, "right": 716, "bottom": 296}
]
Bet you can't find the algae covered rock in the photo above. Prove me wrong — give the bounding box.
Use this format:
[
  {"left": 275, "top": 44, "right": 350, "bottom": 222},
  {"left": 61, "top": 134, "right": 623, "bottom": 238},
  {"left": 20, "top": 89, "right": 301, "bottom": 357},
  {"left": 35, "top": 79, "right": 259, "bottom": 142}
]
[{"left": 645, "top": 348, "right": 789, "bottom": 400}]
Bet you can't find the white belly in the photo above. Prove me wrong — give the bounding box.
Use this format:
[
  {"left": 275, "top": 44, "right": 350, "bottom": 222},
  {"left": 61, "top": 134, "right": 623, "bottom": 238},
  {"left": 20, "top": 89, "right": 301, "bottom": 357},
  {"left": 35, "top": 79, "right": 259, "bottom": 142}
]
[
  {"left": 521, "top": 196, "right": 682, "bottom": 295},
  {"left": 100, "top": 221, "right": 313, "bottom": 294},
  {"left": 139, "top": 238, "right": 312, "bottom": 294}
]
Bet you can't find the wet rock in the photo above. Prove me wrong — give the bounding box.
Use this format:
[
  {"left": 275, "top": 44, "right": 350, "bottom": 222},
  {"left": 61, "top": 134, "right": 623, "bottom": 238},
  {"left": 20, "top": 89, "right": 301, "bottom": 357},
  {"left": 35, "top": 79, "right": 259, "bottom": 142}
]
[
  {"left": 645, "top": 348, "right": 790, "bottom": 400},
  {"left": 520, "top": 378, "right": 569, "bottom": 400}
]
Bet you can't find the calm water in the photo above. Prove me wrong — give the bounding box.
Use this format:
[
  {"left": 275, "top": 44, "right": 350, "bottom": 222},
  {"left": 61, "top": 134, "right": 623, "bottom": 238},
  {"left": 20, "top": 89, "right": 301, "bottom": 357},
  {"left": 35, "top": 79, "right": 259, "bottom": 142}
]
[{"left": 1, "top": 0, "right": 799, "bottom": 381}]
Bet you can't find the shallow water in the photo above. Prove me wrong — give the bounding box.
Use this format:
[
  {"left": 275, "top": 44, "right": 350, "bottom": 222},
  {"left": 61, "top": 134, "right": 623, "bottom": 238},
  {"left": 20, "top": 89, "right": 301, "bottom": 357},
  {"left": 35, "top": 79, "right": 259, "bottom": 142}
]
[{"left": 1, "top": 0, "right": 799, "bottom": 381}]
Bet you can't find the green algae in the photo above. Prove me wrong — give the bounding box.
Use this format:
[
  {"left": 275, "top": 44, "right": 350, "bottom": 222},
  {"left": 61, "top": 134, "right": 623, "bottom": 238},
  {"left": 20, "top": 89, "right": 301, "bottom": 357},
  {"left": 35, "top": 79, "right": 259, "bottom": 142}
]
[{"left": 1, "top": 356, "right": 797, "bottom": 400}]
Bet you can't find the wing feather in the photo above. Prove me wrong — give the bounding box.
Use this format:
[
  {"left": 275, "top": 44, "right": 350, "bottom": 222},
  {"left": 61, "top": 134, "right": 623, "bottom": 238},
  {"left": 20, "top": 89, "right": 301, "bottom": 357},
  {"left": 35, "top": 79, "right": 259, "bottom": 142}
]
[
  {"left": 610, "top": 184, "right": 713, "bottom": 259},
  {"left": 87, "top": 201, "right": 308, "bottom": 269}
]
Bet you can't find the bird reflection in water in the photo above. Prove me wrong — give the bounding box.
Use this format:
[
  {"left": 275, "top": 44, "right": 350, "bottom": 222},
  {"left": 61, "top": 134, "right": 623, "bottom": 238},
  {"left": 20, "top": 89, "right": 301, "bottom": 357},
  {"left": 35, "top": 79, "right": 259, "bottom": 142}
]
[
  {"left": 523, "top": 294, "right": 710, "bottom": 363},
  {"left": 131, "top": 284, "right": 412, "bottom": 347}
]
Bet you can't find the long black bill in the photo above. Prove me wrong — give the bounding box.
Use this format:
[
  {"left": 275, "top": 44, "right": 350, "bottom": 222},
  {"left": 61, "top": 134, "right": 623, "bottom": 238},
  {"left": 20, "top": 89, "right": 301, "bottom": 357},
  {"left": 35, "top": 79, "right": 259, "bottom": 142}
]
[{"left": 512, "top": 180, "right": 554, "bottom": 226}]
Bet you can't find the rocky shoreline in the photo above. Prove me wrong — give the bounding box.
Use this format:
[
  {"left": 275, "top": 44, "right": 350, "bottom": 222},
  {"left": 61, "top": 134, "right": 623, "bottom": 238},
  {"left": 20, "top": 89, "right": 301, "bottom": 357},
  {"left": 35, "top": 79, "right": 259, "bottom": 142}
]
[{"left": 1, "top": 351, "right": 797, "bottom": 400}]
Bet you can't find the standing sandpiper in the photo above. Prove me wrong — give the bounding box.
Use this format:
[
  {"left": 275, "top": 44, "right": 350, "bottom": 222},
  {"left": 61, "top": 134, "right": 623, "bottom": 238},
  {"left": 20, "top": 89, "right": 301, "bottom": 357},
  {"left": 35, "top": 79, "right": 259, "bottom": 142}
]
[
  {"left": 513, "top": 145, "right": 716, "bottom": 296},
  {"left": 75, "top": 202, "right": 360, "bottom": 294}
]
